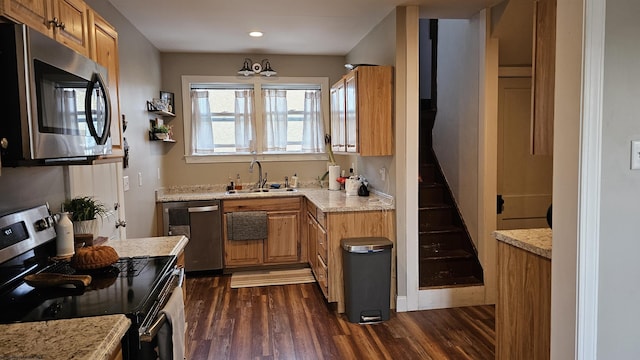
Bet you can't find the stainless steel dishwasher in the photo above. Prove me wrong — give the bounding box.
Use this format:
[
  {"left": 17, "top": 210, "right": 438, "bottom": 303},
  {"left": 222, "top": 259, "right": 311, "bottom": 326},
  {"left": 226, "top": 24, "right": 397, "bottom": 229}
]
[{"left": 162, "top": 200, "right": 223, "bottom": 272}]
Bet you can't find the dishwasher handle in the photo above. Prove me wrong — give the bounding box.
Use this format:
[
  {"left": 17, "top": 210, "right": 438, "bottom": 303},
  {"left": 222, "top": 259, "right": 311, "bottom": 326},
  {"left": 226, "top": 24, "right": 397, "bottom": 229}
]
[{"left": 188, "top": 205, "right": 219, "bottom": 213}]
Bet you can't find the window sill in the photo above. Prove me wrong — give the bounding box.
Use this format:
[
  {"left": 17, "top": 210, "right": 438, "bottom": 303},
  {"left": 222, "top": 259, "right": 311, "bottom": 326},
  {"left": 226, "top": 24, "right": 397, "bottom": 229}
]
[{"left": 184, "top": 153, "right": 329, "bottom": 164}]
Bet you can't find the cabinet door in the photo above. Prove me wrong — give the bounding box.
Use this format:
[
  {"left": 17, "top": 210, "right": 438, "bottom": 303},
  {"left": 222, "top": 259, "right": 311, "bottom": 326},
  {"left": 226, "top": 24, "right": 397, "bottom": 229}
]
[
  {"left": 264, "top": 210, "right": 299, "bottom": 263},
  {"left": 531, "top": 0, "right": 556, "bottom": 155},
  {"left": 51, "top": 0, "right": 89, "bottom": 56},
  {"left": 2, "top": 0, "right": 53, "bottom": 35},
  {"left": 89, "top": 10, "right": 123, "bottom": 157},
  {"left": 356, "top": 66, "right": 393, "bottom": 156},
  {"left": 307, "top": 212, "right": 317, "bottom": 272},
  {"left": 330, "top": 80, "right": 346, "bottom": 153},
  {"left": 344, "top": 72, "right": 358, "bottom": 153},
  {"left": 66, "top": 162, "right": 126, "bottom": 240}
]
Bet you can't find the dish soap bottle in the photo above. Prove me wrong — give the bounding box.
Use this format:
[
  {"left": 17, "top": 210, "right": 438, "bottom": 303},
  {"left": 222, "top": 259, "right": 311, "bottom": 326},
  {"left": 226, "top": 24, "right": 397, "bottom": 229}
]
[
  {"left": 235, "top": 174, "right": 242, "bottom": 190},
  {"left": 291, "top": 173, "right": 298, "bottom": 188}
]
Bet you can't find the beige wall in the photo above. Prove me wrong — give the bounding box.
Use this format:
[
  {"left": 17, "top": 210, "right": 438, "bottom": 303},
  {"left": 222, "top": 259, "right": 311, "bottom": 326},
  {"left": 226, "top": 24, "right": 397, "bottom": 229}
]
[
  {"left": 0, "top": 167, "right": 66, "bottom": 214},
  {"left": 158, "top": 53, "right": 345, "bottom": 189},
  {"left": 491, "top": 0, "right": 533, "bottom": 66},
  {"left": 432, "top": 17, "right": 481, "bottom": 246}
]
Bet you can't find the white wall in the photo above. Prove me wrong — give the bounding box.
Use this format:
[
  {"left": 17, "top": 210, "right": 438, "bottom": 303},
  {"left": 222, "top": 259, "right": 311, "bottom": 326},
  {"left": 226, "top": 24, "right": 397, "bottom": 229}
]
[
  {"left": 597, "top": 0, "right": 640, "bottom": 356},
  {"left": 433, "top": 18, "right": 481, "bottom": 246},
  {"left": 551, "top": 0, "right": 582, "bottom": 357},
  {"left": 345, "top": 9, "right": 397, "bottom": 196},
  {"left": 85, "top": 0, "right": 163, "bottom": 238}
]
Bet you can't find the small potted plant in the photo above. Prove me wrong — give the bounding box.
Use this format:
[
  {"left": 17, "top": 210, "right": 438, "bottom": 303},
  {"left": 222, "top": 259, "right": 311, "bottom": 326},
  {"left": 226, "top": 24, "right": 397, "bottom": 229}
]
[
  {"left": 62, "top": 196, "right": 107, "bottom": 239},
  {"left": 152, "top": 124, "right": 170, "bottom": 140}
]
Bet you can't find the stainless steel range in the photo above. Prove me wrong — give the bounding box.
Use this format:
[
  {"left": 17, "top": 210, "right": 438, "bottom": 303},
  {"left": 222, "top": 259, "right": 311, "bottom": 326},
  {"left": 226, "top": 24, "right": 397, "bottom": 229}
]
[{"left": 0, "top": 205, "right": 182, "bottom": 360}]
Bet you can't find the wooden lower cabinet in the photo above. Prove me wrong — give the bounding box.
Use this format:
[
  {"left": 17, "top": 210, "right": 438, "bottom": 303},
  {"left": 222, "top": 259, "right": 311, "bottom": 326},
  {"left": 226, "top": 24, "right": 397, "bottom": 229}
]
[
  {"left": 222, "top": 197, "right": 303, "bottom": 268},
  {"left": 305, "top": 200, "right": 395, "bottom": 313},
  {"left": 496, "top": 241, "right": 551, "bottom": 360}
]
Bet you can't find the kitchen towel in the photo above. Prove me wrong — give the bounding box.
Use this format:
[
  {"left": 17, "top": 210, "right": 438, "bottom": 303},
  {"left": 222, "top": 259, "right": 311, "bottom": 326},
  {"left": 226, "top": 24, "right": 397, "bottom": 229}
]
[
  {"left": 157, "top": 286, "right": 186, "bottom": 360},
  {"left": 226, "top": 211, "right": 268, "bottom": 241},
  {"left": 329, "top": 165, "right": 341, "bottom": 191}
]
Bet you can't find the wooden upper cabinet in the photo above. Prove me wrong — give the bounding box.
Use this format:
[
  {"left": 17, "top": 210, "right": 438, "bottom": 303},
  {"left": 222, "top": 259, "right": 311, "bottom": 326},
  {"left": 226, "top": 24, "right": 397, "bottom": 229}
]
[
  {"left": 1, "top": 0, "right": 53, "bottom": 35},
  {"left": 1, "top": 0, "right": 89, "bottom": 56},
  {"left": 88, "top": 8, "right": 123, "bottom": 157},
  {"left": 345, "top": 71, "right": 358, "bottom": 153},
  {"left": 531, "top": 0, "right": 556, "bottom": 155},
  {"left": 330, "top": 65, "right": 393, "bottom": 156},
  {"left": 52, "top": 0, "right": 88, "bottom": 56},
  {"left": 330, "top": 81, "right": 346, "bottom": 153}
]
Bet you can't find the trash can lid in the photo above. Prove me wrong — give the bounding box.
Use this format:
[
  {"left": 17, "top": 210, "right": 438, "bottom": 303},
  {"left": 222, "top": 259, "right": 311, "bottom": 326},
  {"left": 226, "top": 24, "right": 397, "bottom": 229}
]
[{"left": 341, "top": 237, "right": 393, "bottom": 252}]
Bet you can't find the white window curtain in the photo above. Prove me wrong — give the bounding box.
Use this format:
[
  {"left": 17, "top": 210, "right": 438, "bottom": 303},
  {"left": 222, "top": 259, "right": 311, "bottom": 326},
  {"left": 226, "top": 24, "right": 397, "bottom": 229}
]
[
  {"left": 54, "top": 89, "right": 79, "bottom": 132},
  {"left": 301, "top": 90, "right": 325, "bottom": 152},
  {"left": 234, "top": 89, "right": 256, "bottom": 152},
  {"left": 262, "top": 89, "right": 288, "bottom": 152},
  {"left": 191, "top": 90, "right": 215, "bottom": 154}
]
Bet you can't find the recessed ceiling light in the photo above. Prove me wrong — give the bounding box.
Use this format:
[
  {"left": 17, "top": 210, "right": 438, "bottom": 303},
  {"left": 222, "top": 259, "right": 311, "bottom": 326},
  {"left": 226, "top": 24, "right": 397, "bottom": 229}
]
[{"left": 249, "top": 31, "right": 263, "bottom": 38}]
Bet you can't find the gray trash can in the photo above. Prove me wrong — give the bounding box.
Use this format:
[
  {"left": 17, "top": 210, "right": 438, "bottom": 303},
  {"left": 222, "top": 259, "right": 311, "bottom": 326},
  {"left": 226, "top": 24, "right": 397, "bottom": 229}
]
[{"left": 341, "top": 237, "right": 393, "bottom": 324}]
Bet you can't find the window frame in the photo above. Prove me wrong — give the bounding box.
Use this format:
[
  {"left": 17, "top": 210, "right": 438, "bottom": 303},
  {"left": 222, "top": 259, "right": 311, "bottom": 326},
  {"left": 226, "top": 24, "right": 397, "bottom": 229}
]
[{"left": 181, "top": 75, "right": 330, "bottom": 164}]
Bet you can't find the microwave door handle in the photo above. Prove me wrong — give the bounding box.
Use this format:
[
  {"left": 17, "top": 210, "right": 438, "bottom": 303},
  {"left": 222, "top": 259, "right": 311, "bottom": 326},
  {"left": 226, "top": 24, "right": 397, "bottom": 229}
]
[{"left": 84, "top": 72, "right": 111, "bottom": 145}]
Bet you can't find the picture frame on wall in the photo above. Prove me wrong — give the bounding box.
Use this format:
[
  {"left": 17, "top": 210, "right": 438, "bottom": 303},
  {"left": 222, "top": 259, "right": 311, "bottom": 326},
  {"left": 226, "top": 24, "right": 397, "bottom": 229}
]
[{"left": 159, "top": 91, "right": 175, "bottom": 114}]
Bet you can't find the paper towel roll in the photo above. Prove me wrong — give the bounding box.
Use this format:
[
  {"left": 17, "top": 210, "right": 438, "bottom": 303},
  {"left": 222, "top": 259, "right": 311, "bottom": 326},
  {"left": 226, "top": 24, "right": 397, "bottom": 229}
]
[{"left": 329, "top": 165, "right": 341, "bottom": 191}]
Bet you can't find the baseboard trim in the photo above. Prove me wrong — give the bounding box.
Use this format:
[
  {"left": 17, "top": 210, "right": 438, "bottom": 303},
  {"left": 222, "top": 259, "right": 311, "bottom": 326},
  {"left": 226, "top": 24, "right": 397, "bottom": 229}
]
[
  {"left": 417, "top": 285, "right": 487, "bottom": 310},
  {"left": 396, "top": 295, "right": 408, "bottom": 312}
]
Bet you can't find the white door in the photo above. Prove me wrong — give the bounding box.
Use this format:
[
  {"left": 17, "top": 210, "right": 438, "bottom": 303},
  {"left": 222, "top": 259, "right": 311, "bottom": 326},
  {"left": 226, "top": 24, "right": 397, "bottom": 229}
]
[
  {"left": 497, "top": 77, "right": 553, "bottom": 230},
  {"left": 66, "top": 162, "right": 126, "bottom": 240}
]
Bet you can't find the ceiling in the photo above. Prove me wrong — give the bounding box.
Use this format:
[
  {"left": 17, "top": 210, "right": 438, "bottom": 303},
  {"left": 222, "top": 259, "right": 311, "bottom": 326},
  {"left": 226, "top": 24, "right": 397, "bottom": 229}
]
[{"left": 107, "top": 0, "right": 503, "bottom": 55}]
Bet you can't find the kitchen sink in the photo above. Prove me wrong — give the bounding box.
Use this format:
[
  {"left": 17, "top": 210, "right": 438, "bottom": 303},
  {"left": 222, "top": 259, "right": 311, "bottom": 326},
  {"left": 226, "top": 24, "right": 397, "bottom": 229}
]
[{"left": 225, "top": 188, "right": 298, "bottom": 195}]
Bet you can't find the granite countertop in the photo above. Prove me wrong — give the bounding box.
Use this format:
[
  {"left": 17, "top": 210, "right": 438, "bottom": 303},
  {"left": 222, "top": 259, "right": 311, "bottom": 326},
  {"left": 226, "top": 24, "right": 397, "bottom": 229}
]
[
  {"left": 156, "top": 185, "right": 395, "bottom": 212},
  {"left": 105, "top": 235, "right": 189, "bottom": 257},
  {"left": 493, "top": 228, "right": 552, "bottom": 259},
  {"left": 0, "top": 315, "right": 130, "bottom": 360},
  {"left": 0, "top": 236, "right": 187, "bottom": 360}
]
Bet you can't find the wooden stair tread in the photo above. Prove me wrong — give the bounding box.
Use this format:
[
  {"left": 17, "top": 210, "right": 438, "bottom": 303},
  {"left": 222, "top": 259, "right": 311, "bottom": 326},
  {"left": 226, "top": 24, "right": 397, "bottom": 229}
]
[
  {"left": 419, "top": 203, "right": 453, "bottom": 210},
  {"left": 419, "top": 249, "right": 475, "bottom": 261},
  {"left": 419, "top": 276, "right": 484, "bottom": 289},
  {"left": 419, "top": 225, "right": 464, "bottom": 234}
]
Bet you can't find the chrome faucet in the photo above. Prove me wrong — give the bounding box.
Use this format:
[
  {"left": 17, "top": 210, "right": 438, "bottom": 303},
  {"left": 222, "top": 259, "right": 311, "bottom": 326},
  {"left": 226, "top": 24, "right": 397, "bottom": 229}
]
[{"left": 249, "top": 159, "right": 263, "bottom": 189}]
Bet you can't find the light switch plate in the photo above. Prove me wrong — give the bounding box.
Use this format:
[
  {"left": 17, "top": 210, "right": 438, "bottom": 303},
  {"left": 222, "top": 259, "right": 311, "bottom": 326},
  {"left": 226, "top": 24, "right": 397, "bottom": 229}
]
[
  {"left": 123, "top": 176, "right": 130, "bottom": 191},
  {"left": 632, "top": 141, "right": 640, "bottom": 170}
]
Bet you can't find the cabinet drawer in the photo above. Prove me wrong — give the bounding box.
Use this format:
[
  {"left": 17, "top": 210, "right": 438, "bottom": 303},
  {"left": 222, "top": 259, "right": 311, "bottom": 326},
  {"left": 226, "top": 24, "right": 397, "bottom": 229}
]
[
  {"left": 316, "top": 254, "right": 328, "bottom": 297},
  {"left": 306, "top": 200, "right": 317, "bottom": 216},
  {"left": 316, "top": 209, "right": 326, "bottom": 228},
  {"left": 317, "top": 227, "right": 327, "bottom": 264},
  {"left": 223, "top": 197, "right": 301, "bottom": 212}
]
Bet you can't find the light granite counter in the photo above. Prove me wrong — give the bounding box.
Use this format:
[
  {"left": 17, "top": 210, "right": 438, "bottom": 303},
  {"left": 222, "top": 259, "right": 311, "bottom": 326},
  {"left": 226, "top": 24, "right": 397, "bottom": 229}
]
[
  {"left": 0, "top": 314, "right": 130, "bottom": 360},
  {"left": 156, "top": 185, "right": 395, "bottom": 212},
  {"left": 493, "top": 228, "right": 552, "bottom": 259},
  {"left": 0, "top": 236, "right": 187, "bottom": 360},
  {"left": 106, "top": 235, "right": 189, "bottom": 257}
]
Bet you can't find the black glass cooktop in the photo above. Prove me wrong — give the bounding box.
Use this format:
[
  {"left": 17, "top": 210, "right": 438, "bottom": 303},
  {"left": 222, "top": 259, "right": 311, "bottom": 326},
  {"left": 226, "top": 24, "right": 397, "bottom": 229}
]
[{"left": 0, "top": 256, "right": 175, "bottom": 323}]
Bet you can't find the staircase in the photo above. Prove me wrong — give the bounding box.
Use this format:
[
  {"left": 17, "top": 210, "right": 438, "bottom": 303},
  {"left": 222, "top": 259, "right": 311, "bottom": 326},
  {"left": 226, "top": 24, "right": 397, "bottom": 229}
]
[{"left": 418, "top": 104, "right": 483, "bottom": 289}]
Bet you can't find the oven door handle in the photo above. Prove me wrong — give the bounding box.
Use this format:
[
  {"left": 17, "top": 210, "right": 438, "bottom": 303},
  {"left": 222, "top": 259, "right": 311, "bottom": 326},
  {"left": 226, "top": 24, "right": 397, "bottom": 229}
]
[
  {"left": 140, "top": 313, "right": 167, "bottom": 343},
  {"left": 139, "top": 267, "right": 184, "bottom": 343}
]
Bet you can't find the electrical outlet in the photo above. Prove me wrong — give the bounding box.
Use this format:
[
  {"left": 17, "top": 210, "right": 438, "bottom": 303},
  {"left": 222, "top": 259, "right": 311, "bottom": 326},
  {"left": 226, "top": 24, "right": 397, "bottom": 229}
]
[
  {"left": 138, "top": 172, "right": 143, "bottom": 187},
  {"left": 123, "top": 176, "right": 130, "bottom": 191},
  {"left": 632, "top": 141, "right": 640, "bottom": 170},
  {"left": 379, "top": 167, "right": 386, "bottom": 181}
]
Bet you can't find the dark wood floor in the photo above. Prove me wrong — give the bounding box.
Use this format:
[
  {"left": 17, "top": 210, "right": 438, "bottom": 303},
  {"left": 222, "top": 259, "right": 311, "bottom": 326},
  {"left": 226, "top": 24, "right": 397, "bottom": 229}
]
[{"left": 184, "top": 274, "right": 495, "bottom": 359}]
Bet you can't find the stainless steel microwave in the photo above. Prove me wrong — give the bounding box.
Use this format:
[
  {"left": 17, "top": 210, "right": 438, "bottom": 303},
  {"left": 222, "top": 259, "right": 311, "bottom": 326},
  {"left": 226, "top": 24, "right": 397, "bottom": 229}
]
[{"left": 0, "top": 23, "right": 112, "bottom": 166}]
